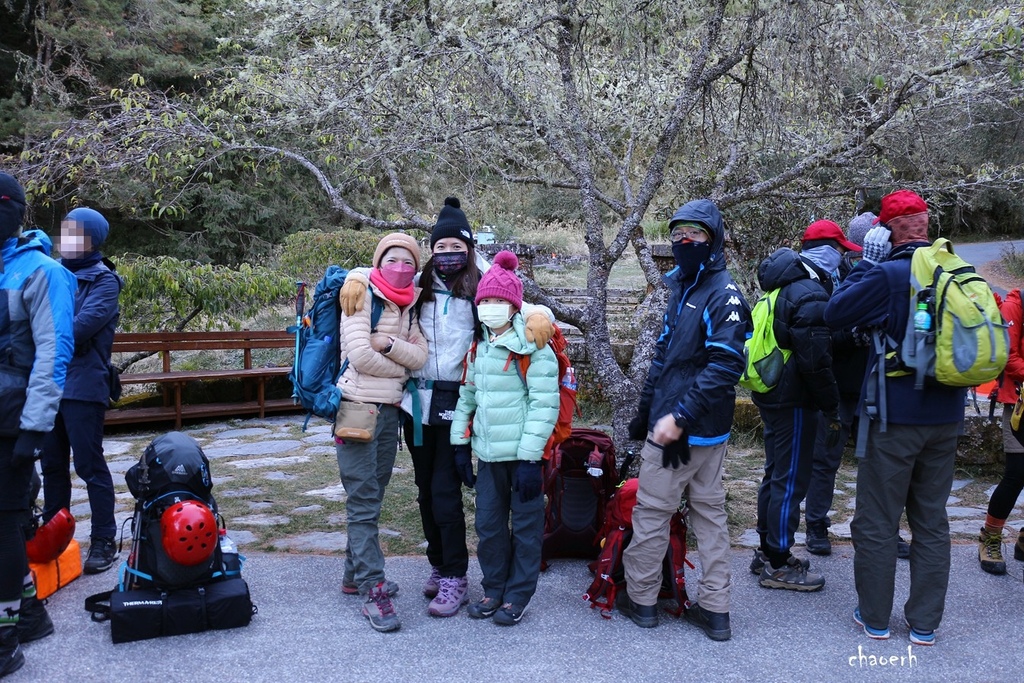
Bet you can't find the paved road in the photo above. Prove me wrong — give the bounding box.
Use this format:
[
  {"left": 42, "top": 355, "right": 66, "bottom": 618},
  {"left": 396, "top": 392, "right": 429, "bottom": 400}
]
[
  {"left": 10, "top": 544, "right": 1024, "bottom": 682},
  {"left": 954, "top": 238, "right": 1023, "bottom": 296}
]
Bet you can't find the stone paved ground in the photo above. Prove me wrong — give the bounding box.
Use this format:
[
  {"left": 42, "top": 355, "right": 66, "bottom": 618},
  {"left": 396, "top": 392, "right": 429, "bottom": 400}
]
[{"left": 54, "top": 412, "right": 1024, "bottom": 560}]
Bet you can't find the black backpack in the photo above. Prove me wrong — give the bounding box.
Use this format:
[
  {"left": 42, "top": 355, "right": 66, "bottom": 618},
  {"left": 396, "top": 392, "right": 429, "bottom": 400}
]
[{"left": 86, "top": 432, "right": 254, "bottom": 642}]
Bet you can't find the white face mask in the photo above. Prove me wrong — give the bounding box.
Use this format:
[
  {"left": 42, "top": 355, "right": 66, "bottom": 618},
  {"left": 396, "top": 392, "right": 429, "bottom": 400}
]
[{"left": 477, "top": 303, "right": 512, "bottom": 329}]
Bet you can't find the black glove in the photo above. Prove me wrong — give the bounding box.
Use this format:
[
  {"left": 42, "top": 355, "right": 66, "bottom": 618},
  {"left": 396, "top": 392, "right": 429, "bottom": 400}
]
[
  {"left": 12, "top": 430, "right": 48, "bottom": 467},
  {"left": 824, "top": 412, "right": 843, "bottom": 450},
  {"left": 452, "top": 444, "right": 476, "bottom": 488},
  {"left": 660, "top": 436, "right": 691, "bottom": 470},
  {"left": 513, "top": 460, "right": 543, "bottom": 503},
  {"left": 627, "top": 414, "right": 649, "bottom": 441}
]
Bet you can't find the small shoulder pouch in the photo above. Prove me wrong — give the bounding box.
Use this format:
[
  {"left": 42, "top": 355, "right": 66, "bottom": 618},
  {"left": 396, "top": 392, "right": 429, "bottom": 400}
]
[
  {"left": 334, "top": 401, "right": 379, "bottom": 442},
  {"left": 428, "top": 380, "right": 462, "bottom": 426}
]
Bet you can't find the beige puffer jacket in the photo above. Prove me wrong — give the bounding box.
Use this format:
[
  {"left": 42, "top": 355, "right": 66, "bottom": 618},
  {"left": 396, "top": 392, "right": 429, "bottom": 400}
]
[{"left": 336, "top": 267, "right": 427, "bottom": 405}]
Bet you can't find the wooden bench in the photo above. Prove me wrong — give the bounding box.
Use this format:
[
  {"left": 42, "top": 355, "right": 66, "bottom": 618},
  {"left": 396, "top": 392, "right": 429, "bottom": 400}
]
[{"left": 105, "top": 331, "right": 301, "bottom": 428}]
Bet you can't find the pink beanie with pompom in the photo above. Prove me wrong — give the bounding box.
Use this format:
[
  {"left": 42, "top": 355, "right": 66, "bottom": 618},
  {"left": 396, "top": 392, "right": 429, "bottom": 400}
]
[{"left": 475, "top": 250, "right": 523, "bottom": 308}]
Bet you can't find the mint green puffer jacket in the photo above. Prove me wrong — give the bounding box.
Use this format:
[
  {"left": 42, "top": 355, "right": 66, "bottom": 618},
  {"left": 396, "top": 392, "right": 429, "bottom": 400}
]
[{"left": 450, "top": 313, "right": 559, "bottom": 463}]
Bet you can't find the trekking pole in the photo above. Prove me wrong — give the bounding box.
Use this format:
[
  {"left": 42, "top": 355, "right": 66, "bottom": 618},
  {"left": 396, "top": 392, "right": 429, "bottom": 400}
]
[{"left": 291, "top": 281, "right": 306, "bottom": 402}]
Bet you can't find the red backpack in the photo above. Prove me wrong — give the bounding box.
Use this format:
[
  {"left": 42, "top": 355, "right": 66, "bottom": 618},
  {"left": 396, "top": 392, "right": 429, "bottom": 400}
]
[
  {"left": 583, "top": 478, "right": 692, "bottom": 619},
  {"left": 511, "top": 324, "right": 578, "bottom": 460},
  {"left": 540, "top": 427, "right": 618, "bottom": 565}
]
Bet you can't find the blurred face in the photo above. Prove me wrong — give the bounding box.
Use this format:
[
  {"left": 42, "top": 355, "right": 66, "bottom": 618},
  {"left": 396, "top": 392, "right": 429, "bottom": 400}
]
[
  {"left": 432, "top": 237, "right": 467, "bottom": 254},
  {"left": 59, "top": 220, "right": 92, "bottom": 258}
]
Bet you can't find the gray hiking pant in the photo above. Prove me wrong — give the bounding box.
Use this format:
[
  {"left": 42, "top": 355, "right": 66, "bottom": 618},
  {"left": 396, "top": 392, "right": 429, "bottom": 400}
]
[
  {"left": 336, "top": 404, "right": 400, "bottom": 594},
  {"left": 623, "top": 438, "right": 731, "bottom": 613},
  {"left": 852, "top": 421, "right": 959, "bottom": 633}
]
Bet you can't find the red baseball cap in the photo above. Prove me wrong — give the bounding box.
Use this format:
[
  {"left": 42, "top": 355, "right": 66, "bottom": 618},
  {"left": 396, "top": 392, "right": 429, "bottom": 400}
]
[
  {"left": 801, "top": 219, "right": 861, "bottom": 252},
  {"left": 874, "top": 189, "right": 928, "bottom": 224}
]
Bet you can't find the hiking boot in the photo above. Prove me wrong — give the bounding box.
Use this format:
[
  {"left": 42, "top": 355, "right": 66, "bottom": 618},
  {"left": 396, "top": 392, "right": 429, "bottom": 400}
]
[
  {"left": 805, "top": 521, "right": 831, "bottom": 556},
  {"left": 422, "top": 566, "right": 442, "bottom": 599},
  {"left": 492, "top": 601, "right": 529, "bottom": 626},
  {"left": 16, "top": 595, "right": 53, "bottom": 644},
  {"left": 897, "top": 537, "right": 911, "bottom": 559},
  {"left": 685, "top": 602, "right": 731, "bottom": 641},
  {"left": 1015, "top": 529, "right": 1024, "bottom": 562},
  {"left": 0, "top": 628, "right": 24, "bottom": 678},
  {"left": 759, "top": 555, "right": 825, "bottom": 591},
  {"left": 342, "top": 578, "right": 399, "bottom": 597},
  {"left": 978, "top": 527, "right": 1006, "bottom": 575},
  {"left": 428, "top": 576, "right": 469, "bottom": 617},
  {"left": 749, "top": 549, "right": 809, "bottom": 575},
  {"left": 615, "top": 590, "right": 658, "bottom": 629},
  {"left": 853, "top": 607, "right": 890, "bottom": 640},
  {"left": 84, "top": 537, "right": 117, "bottom": 574},
  {"left": 905, "top": 618, "right": 935, "bottom": 646},
  {"left": 361, "top": 582, "right": 401, "bottom": 633},
  {"left": 466, "top": 596, "right": 502, "bottom": 619}
]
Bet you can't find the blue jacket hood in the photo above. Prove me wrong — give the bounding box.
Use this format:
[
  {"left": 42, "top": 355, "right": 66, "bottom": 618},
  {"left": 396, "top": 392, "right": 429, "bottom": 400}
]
[{"left": 668, "top": 199, "right": 726, "bottom": 260}]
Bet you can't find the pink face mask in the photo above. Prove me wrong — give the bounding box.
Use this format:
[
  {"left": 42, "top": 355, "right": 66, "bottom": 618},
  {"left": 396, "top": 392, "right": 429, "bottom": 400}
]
[{"left": 380, "top": 262, "right": 416, "bottom": 289}]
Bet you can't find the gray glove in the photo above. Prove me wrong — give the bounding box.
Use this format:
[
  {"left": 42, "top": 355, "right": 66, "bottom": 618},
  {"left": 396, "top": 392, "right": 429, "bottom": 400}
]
[{"left": 861, "top": 226, "right": 892, "bottom": 264}]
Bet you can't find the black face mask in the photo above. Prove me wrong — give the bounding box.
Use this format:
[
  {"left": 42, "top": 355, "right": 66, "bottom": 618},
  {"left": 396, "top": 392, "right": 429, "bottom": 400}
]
[
  {"left": 672, "top": 241, "right": 712, "bottom": 278},
  {"left": 434, "top": 251, "right": 469, "bottom": 277}
]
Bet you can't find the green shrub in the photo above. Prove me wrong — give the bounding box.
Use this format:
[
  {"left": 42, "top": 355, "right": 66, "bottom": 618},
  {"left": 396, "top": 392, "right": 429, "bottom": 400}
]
[
  {"left": 1003, "top": 243, "right": 1024, "bottom": 278},
  {"left": 275, "top": 228, "right": 424, "bottom": 284}
]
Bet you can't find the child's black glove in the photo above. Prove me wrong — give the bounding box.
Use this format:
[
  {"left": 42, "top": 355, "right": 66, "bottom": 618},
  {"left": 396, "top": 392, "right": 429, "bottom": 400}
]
[
  {"left": 513, "top": 461, "right": 543, "bottom": 503},
  {"left": 452, "top": 444, "right": 476, "bottom": 488}
]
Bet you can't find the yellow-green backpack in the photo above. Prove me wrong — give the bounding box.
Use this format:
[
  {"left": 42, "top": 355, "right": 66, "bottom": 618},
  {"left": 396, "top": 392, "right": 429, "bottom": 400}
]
[{"left": 739, "top": 288, "right": 791, "bottom": 393}]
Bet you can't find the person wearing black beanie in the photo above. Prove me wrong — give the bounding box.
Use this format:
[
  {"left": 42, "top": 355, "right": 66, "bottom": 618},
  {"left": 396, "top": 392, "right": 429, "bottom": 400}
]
[
  {"left": 0, "top": 172, "right": 27, "bottom": 243},
  {"left": 430, "top": 197, "right": 473, "bottom": 249}
]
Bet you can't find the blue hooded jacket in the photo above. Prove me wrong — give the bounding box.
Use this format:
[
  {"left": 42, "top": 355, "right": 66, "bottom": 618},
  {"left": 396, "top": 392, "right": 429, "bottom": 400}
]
[
  {"left": 636, "top": 199, "right": 753, "bottom": 445},
  {"left": 0, "top": 229, "right": 76, "bottom": 434}
]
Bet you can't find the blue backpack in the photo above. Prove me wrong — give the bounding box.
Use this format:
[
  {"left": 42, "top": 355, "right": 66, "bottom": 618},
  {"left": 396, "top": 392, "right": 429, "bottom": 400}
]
[{"left": 288, "top": 266, "right": 382, "bottom": 429}]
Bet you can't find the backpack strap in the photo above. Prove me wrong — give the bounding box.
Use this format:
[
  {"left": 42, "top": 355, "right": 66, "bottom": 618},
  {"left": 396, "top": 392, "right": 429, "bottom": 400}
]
[
  {"left": 404, "top": 377, "right": 423, "bottom": 447},
  {"left": 857, "top": 331, "right": 890, "bottom": 458},
  {"left": 338, "top": 293, "right": 386, "bottom": 380},
  {"left": 85, "top": 590, "right": 113, "bottom": 622}
]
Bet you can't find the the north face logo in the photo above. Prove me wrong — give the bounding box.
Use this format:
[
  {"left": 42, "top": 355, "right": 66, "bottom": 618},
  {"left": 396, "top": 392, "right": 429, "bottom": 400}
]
[{"left": 171, "top": 464, "right": 188, "bottom": 476}]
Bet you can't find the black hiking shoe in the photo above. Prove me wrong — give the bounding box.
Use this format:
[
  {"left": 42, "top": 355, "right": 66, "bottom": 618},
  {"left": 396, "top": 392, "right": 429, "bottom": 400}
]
[
  {"left": 16, "top": 595, "right": 53, "bottom": 644},
  {"left": 686, "top": 602, "right": 731, "bottom": 641},
  {"left": 0, "top": 627, "right": 24, "bottom": 678},
  {"left": 749, "top": 549, "right": 809, "bottom": 575},
  {"left": 805, "top": 521, "right": 832, "bottom": 556},
  {"left": 492, "top": 601, "right": 529, "bottom": 626},
  {"left": 615, "top": 590, "right": 658, "bottom": 628},
  {"left": 897, "top": 537, "right": 911, "bottom": 559},
  {"left": 467, "top": 596, "right": 502, "bottom": 619},
  {"left": 759, "top": 555, "right": 825, "bottom": 591},
  {"left": 84, "top": 537, "right": 118, "bottom": 574}
]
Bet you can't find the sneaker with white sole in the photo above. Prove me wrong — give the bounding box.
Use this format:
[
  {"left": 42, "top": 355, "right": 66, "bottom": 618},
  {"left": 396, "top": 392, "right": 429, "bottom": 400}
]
[
  {"left": 854, "top": 607, "right": 890, "bottom": 640},
  {"left": 362, "top": 582, "right": 401, "bottom": 632},
  {"left": 749, "top": 549, "right": 809, "bottom": 575},
  {"left": 759, "top": 555, "right": 824, "bottom": 591},
  {"left": 428, "top": 576, "right": 469, "bottom": 617},
  {"left": 905, "top": 618, "right": 935, "bottom": 646},
  {"left": 422, "top": 566, "right": 442, "bottom": 598}
]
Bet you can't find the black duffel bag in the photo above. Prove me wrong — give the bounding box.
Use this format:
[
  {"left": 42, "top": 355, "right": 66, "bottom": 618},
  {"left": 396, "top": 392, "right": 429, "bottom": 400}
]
[{"left": 85, "top": 577, "right": 256, "bottom": 644}]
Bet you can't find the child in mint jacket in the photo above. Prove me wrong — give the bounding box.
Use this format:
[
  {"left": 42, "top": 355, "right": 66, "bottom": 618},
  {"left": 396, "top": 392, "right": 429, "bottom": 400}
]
[{"left": 450, "top": 250, "right": 559, "bottom": 626}]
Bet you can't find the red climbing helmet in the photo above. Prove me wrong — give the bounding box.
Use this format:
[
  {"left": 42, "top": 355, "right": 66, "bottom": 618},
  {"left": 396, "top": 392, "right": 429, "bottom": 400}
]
[
  {"left": 25, "top": 508, "right": 76, "bottom": 564},
  {"left": 160, "top": 500, "right": 217, "bottom": 566}
]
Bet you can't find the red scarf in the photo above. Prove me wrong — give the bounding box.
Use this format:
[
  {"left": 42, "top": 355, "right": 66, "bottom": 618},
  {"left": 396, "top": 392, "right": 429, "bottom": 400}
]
[{"left": 369, "top": 268, "right": 415, "bottom": 307}]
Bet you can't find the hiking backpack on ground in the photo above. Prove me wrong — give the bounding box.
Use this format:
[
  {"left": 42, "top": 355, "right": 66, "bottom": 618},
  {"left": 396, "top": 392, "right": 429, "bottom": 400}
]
[
  {"left": 540, "top": 427, "right": 619, "bottom": 565},
  {"left": 85, "top": 432, "right": 255, "bottom": 643},
  {"left": 288, "top": 266, "right": 383, "bottom": 429},
  {"left": 891, "top": 238, "right": 1008, "bottom": 389},
  {"left": 739, "top": 287, "right": 790, "bottom": 393},
  {"left": 583, "top": 477, "right": 692, "bottom": 619}
]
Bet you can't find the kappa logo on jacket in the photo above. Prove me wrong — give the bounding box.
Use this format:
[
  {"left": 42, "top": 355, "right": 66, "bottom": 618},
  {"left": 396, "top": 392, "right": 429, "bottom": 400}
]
[
  {"left": 727, "top": 296, "right": 742, "bottom": 306},
  {"left": 726, "top": 311, "right": 741, "bottom": 323}
]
